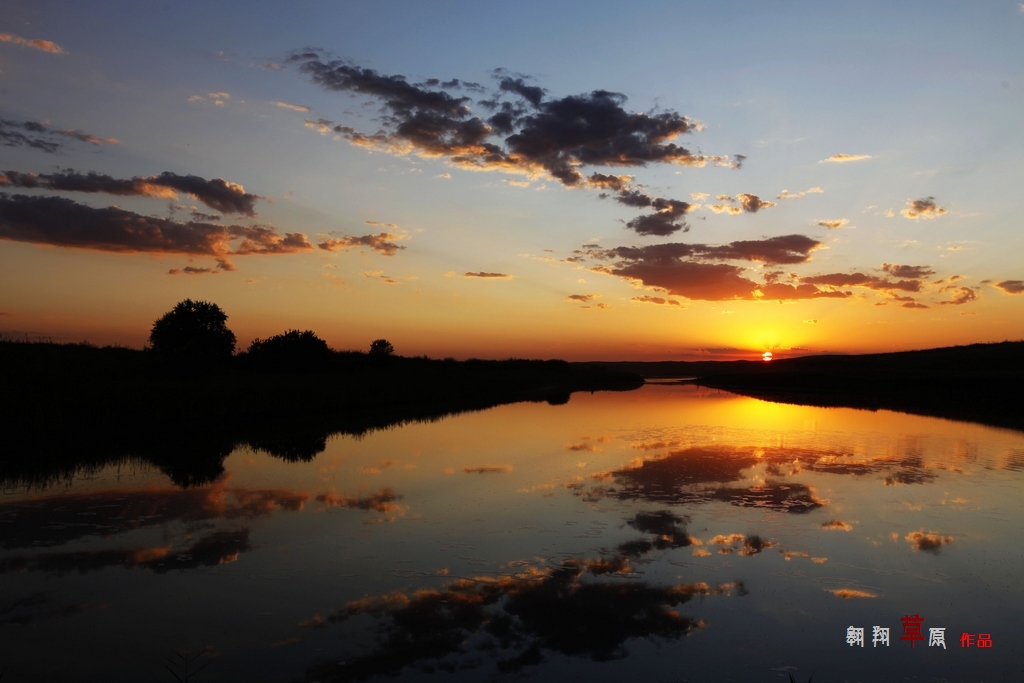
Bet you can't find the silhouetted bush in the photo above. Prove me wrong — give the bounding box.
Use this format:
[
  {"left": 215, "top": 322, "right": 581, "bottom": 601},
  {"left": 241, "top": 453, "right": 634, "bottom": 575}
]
[
  {"left": 149, "top": 299, "right": 236, "bottom": 365},
  {"left": 245, "top": 329, "right": 331, "bottom": 371},
  {"left": 369, "top": 339, "right": 395, "bottom": 356}
]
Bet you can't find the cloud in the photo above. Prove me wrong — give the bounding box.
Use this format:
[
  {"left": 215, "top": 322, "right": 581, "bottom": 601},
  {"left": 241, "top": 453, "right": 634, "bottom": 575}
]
[
  {"left": 736, "top": 193, "right": 776, "bottom": 213},
  {"left": 820, "top": 154, "right": 871, "bottom": 163},
  {"left": 168, "top": 266, "right": 218, "bottom": 275},
  {"left": 0, "top": 193, "right": 312, "bottom": 268},
  {"left": 826, "top": 588, "right": 876, "bottom": 599},
  {"left": 995, "top": 280, "right": 1024, "bottom": 294},
  {"left": 881, "top": 263, "right": 935, "bottom": 279},
  {"left": 273, "top": 101, "right": 310, "bottom": 112},
  {"left": 0, "top": 120, "right": 118, "bottom": 154},
  {"left": 904, "top": 530, "right": 953, "bottom": 552},
  {"left": 464, "top": 271, "right": 512, "bottom": 278},
  {"left": 777, "top": 187, "right": 824, "bottom": 200},
  {"left": 316, "top": 488, "right": 404, "bottom": 514},
  {"left": 289, "top": 51, "right": 739, "bottom": 189},
  {"left": 900, "top": 197, "right": 947, "bottom": 220},
  {"left": 189, "top": 92, "right": 231, "bottom": 106},
  {"left": 566, "top": 294, "right": 597, "bottom": 303},
  {"left": 302, "top": 557, "right": 733, "bottom": 680},
  {"left": 582, "top": 235, "right": 830, "bottom": 301},
  {"left": 821, "top": 519, "right": 853, "bottom": 531},
  {"left": 0, "top": 169, "right": 261, "bottom": 215},
  {"left": 593, "top": 180, "right": 697, "bottom": 236},
  {"left": 631, "top": 295, "right": 681, "bottom": 306},
  {"left": 0, "top": 32, "right": 64, "bottom": 54},
  {"left": 938, "top": 286, "right": 978, "bottom": 305},
  {"left": 817, "top": 219, "right": 848, "bottom": 230},
  {"left": 362, "top": 270, "right": 399, "bottom": 284},
  {"left": 319, "top": 231, "right": 405, "bottom": 256},
  {"left": 801, "top": 270, "right": 924, "bottom": 293},
  {"left": 463, "top": 465, "right": 512, "bottom": 473}
]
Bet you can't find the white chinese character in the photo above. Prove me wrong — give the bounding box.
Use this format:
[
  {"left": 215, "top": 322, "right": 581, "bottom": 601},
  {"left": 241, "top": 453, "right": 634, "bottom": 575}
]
[
  {"left": 929, "top": 627, "right": 946, "bottom": 649},
  {"left": 847, "top": 626, "right": 865, "bottom": 647},
  {"left": 872, "top": 626, "right": 890, "bottom": 647}
]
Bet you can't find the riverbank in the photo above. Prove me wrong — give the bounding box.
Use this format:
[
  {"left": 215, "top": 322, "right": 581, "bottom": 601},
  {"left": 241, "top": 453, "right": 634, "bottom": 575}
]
[{"left": 0, "top": 340, "right": 643, "bottom": 488}]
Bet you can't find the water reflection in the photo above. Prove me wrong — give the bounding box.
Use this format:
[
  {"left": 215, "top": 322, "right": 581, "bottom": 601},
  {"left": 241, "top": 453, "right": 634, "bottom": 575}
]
[
  {"left": 299, "top": 553, "right": 743, "bottom": 681},
  {"left": 2, "top": 384, "right": 1023, "bottom": 682}
]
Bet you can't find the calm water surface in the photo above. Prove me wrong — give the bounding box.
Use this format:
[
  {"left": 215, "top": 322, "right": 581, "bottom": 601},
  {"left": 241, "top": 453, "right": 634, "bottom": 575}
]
[{"left": 2, "top": 384, "right": 1023, "bottom": 682}]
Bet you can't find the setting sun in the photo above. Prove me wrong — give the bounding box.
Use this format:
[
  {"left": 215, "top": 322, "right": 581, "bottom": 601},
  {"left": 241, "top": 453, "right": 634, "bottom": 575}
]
[{"left": 762, "top": 351, "right": 773, "bottom": 362}]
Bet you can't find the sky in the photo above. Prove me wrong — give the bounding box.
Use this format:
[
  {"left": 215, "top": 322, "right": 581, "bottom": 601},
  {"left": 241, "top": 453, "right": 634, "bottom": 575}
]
[{"left": 1, "top": 0, "right": 1023, "bottom": 360}]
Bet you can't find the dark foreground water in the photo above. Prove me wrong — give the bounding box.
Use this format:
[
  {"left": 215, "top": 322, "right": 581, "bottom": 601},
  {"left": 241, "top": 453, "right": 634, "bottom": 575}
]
[{"left": 2, "top": 384, "right": 1022, "bottom": 682}]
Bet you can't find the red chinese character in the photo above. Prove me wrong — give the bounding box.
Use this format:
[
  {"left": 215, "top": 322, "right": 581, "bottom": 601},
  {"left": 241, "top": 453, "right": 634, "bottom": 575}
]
[
  {"left": 960, "top": 633, "right": 975, "bottom": 648},
  {"left": 977, "top": 634, "right": 993, "bottom": 648},
  {"left": 900, "top": 614, "right": 925, "bottom": 648}
]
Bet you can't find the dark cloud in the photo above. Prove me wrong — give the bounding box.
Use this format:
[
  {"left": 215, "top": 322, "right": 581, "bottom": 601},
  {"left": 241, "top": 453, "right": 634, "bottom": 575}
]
[
  {"left": 301, "top": 556, "right": 739, "bottom": 680},
  {"left": 995, "top": 280, "right": 1024, "bottom": 294},
  {"left": 938, "top": 286, "right": 979, "bottom": 305},
  {"left": 736, "top": 193, "right": 775, "bottom": 213},
  {"left": 318, "top": 231, "right": 405, "bottom": 256},
  {"left": 190, "top": 211, "right": 222, "bottom": 222},
  {"left": 881, "top": 263, "right": 935, "bottom": 279},
  {"left": 904, "top": 531, "right": 953, "bottom": 553},
  {"left": 577, "top": 444, "right": 944, "bottom": 513},
  {"left": 0, "top": 120, "right": 119, "bottom": 153},
  {"left": 581, "top": 236, "right": 831, "bottom": 301},
  {"left": 168, "top": 266, "right": 217, "bottom": 275},
  {"left": 801, "top": 271, "right": 923, "bottom": 293},
  {"left": 289, "top": 52, "right": 738, "bottom": 190},
  {"left": 463, "top": 465, "right": 512, "bottom": 473},
  {"left": 586, "top": 234, "right": 821, "bottom": 266},
  {"left": 817, "top": 219, "right": 848, "bottom": 230},
  {"left": 464, "top": 271, "right": 512, "bottom": 279},
  {"left": 0, "top": 169, "right": 262, "bottom": 215},
  {"left": 821, "top": 520, "right": 854, "bottom": 531},
  {"left": 0, "top": 193, "right": 311, "bottom": 268},
  {"left": 566, "top": 294, "right": 597, "bottom": 303},
  {"left": 900, "top": 197, "right": 947, "bottom": 220}
]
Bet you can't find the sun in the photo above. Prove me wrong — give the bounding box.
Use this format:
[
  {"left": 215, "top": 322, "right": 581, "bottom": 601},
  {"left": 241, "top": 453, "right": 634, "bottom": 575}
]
[{"left": 762, "top": 351, "right": 773, "bottom": 362}]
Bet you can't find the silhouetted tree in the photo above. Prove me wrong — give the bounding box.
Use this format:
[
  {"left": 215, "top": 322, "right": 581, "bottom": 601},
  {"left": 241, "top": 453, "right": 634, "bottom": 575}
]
[
  {"left": 369, "top": 339, "right": 395, "bottom": 357},
  {"left": 246, "top": 329, "right": 331, "bottom": 371},
  {"left": 149, "top": 299, "right": 236, "bottom": 363}
]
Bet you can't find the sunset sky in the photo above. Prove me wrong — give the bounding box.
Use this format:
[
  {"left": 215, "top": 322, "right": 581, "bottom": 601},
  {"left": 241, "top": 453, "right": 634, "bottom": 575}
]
[{"left": 2, "top": 1, "right": 1023, "bottom": 360}]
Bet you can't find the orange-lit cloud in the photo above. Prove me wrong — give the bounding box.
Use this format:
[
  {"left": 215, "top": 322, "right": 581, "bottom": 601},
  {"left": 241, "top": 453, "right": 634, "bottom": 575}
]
[
  {"left": 464, "top": 271, "right": 512, "bottom": 279},
  {"left": 821, "top": 519, "right": 853, "bottom": 531},
  {"left": 0, "top": 32, "right": 64, "bottom": 54},
  {"left": 273, "top": 101, "right": 310, "bottom": 112},
  {"left": 900, "top": 197, "right": 947, "bottom": 220},
  {"left": 904, "top": 530, "right": 953, "bottom": 552},
  {"left": 319, "top": 230, "right": 405, "bottom": 255},
  {"left": 826, "top": 588, "right": 876, "bottom": 599},
  {"left": 817, "top": 218, "right": 848, "bottom": 230},
  {"left": 820, "top": 153, "right": 871, "bottom": 163},
  {"left": 938, "top": 286, "right": 978, "bottom": 305},
  {"left": 0, "top": 169, "right": 261, "bottom": 215}
]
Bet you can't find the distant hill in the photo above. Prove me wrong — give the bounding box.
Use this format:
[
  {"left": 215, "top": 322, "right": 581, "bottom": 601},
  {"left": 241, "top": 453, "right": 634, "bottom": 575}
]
[{"left": 579, "top": 341, "right": 1024, "bottom": 431}]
